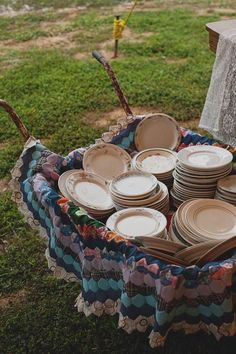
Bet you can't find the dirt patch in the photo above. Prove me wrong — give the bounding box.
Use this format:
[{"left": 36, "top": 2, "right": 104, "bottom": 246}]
[
  {"left": 83, "top": 106, "right": 176, "bottom": 128},
  {"left": 194, "top": 8, "right": 212, "bottom": 16},
  {"left": 0, "top": 32, "right": 77, "bottom": 51},
  {"left": 83, "top": 107, "right": 155, "bottom": 128},
  {"left": 123, "top": 28, "right": 154, "bottom": 42},
  {"left": 213, "top": 7, "right": 236, "bottom": 14},
  {"left": 0, "top": 289, "right": 27, "bottom": 310},
  {"left": 165, "top": 57, "right": 188, "bottom": 65},
  {"left": 0, "top": 25, "right": 154, "bottom": 59},
  {"left": 113, "top": 1, "right": 160, "bottom": 14},
  {"left": 74, "top": 52, "right": 90, "bottom": 60},
  {"left": 0, "top": 141, "right": 9, "bottom": 148},
  {"left": 114, "top": 2, "right": 236, "bottom": 15},
  {"left": 39, "top": 7, "right": 83, "bottom": 31},
  {"left": 195, "top": 6, "right": 236, "bottom": 16},
  {"left": 94, "top": 28, "right": 154, "bottom": 60},
  {"left": 0, "top": 5, "right": 87, "bottom": 17},
  {"left": 0, "top": 4, "right": 34, "bottom": 17},
  {"left": 73, "top": 28, "right": 154, "bottom": 60},
  {"left": 0, "top": 178, "right": 9, "bottom": 192},
  {"left": 84, "top": 108, "right": 204, "bottom": 133}
]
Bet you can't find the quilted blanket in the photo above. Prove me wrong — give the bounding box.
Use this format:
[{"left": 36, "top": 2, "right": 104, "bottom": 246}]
[{"left": 10, "top": 116, "right": 236, "bottom": 347}]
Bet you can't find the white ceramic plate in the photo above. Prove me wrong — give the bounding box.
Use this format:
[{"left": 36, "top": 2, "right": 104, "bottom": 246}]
[
  {"left": 176, "top": 163, "right": 232, "bottom": 177},
  {"left": 177, "top": 145, "right": 233, "bottom": 171},
  {"left": 134, "top": 114, "right": 181, "bottom": 151},
  {"left": 66, "top": 171, "right": 114, "bottom": 211},
  {"left": 106, "top": 207, "right": 167, "bottom": 239},
  {"left": 173, "top": 173, "right": 217, "bottom": 189},
  {"left": 110, "top": 171, "right": 157, "bottom": 198},
  {"left": 134, "top": 148, "right": 177, "bottom": 174},
  {"left": 83, "top": 143, "right": 131, "bottom": 181},
  {"left": 111, "top": 187, "right": 163, "bottom": 207},
  {"left": 58, "top": 169, "right": 81, "bottom": 199}
]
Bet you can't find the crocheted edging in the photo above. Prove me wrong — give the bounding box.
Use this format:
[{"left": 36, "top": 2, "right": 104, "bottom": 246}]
[
  {"left": 45, "top": 248, "right": 80, "bottom": 283},
  {"left": 149, "top": 316, "right": 236, "bottom": 347},
  {"left": 9, "top": 136, "right": 48, "bottom": 240},
  {"left": 75, "top": 294, "right": 155, "bottom": 334},
  {"left": 93, "top": 114, "right": 139, "bottom": 145},
  {"left": 75, "top": 292, "right": 121, "bottom": 317},
  {"left": 45, "top": 252, "right": 236, "bottom": 348}
]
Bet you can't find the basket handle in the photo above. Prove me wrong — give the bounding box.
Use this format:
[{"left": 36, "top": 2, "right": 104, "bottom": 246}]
[
  {"left": 92, "top": 51, "right": 133, "bottom": 116},
  {"left": 0, "top": 99, "right": 30, "bottom": 141}
]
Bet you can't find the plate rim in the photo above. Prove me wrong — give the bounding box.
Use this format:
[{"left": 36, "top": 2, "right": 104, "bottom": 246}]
[
  {"left": 134, "top": 113, "right": 181, "bottom": 152},
  {"left": 83, "top": 142, "right": 131, "bottom": 181}
]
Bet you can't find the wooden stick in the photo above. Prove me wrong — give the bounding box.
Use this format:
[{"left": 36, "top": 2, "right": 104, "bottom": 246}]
[
  {"left": 114, "top": 15, "right": 120, "bottom": 58},
  {"left": 92, "top": 51, "right": 133, "bottom": 116},
  {"left": 0, "top": 99, "right": 30, "bottom": 141}
]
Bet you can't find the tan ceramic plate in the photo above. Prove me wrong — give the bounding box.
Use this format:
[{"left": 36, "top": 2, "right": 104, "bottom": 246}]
[
  {"left": 134, "top": 148, "right": 177, "bottom": 174},
  {"left": 106, "top": 207, "right": 167, "bottom": 239},
  {"left": 173, "top": 172, "right": 218, "bottom": 188},
  {"left": 176, "top": 240, "right": 219, "bottom": 264},
  {"left": 66, "top": 171, "right": 114, "bottom": 211},
  {"left": 111, "top": 186, "right": 163, "bottom": 207},
  {"left": 110, "top": 171, "right": 157, "bottom": 198},
  {"left": 217, "top": 175, "right": 236, "bottom": 194},
  {"left": 58, "top": 169, "right": 80, "bottom": 199},
  {"left": 186, "top": 199, "right": 236, "bottom": 240},
  {"left": 137, "top": 237, "right": 185, "bottom": 253},
  {"left": 134, "top": 114, "right": 181, "bottom": 152},
  {"left": 83, "top": 143, "right": 131, "bottom": 181},
  {"left": 173, "top": 169, "right": 231, "bottom": 185},
  {"left": 177, "top": 145, "right": 233, "bottom": 171},
  {"left": 138, "top": 246, "right": 189, "bottom": 266},
  {"left": 196, "top": 235, "right": 236, "bottom": 266},
  {"left": 176, "top": 163, "right": 232, "bottom": 177}
]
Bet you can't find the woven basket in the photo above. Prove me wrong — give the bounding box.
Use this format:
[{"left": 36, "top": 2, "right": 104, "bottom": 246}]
[{"left": 6, "top": 103, "right": 236, "bottom": 348}]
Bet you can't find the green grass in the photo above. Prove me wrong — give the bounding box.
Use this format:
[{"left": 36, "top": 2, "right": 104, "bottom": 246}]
[{"left": 0, "top": 2, "right": 236, "bottom": 353}]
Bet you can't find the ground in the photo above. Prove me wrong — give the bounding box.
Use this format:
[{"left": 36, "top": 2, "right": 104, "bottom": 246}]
[{"left": 0, "top": 1, "right": 236, "bottom": 353}]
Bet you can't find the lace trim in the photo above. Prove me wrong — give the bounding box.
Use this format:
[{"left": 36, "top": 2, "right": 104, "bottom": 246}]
[
  {"left": 45, "top": 249, "right": 80, "bottom": 283},
  {"left": 149, "top": 316, "right": 236, "bottom": 347},
  {"left": 93, "top": 114, "right": 139, "bottom": 145},
  {"left": 42, "top": 251, "right": 236, "bottom": 347},
  {"left": 75, "top": 292, "right": 120, "bottom": 317},
  {"left": 119, "top": 314, "right": 154, "bottom": 334},
  {"left": 199, "top": 32, "right": 236, "bottom": 146}
]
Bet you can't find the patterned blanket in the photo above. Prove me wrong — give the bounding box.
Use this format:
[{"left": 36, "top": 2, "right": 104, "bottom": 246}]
[{"left": 10, "top": 116, "right": 236, "bottom": 347}]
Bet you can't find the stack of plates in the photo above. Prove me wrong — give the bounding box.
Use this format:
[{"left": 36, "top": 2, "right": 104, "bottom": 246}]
[
  {"left": 171, "top": 145, "right": 233, "bottom": 207},
  {"left": 215, "top": 175, "right": 236, "bottom": 206},
  {"left": 132, "top": 148, "right": 177, "bottom": 188},
  {"left": 169, "top": 199, "right": 236, "bottom": 247},
  {"left": 110, "top": 171, "right": 170, "bottom": 215},
  {"left": 106, "top": 207, "right": 167, "bottom": 240},
  {"left": 175, "top": 236, "right": 236, "bottom": 266},
  {"left": 58, "top": 170, "right": 114, "bottom": 219}
]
